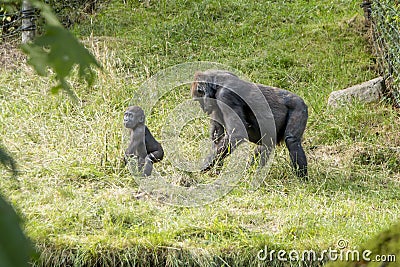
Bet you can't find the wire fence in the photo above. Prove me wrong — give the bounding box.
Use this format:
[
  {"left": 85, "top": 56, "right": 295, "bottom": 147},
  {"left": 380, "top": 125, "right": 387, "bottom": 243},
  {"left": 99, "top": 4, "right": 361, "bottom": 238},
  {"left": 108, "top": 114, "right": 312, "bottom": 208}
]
[
  {"left": 363, "top": 0, "right": 400, "bottom": 107},
  {"left": 1, "top": 0, "right": 106, "bottom": 41},
  {"left": 2, "top": 0, "right": 400, "bottom": 107},
  {"left": 0, "top": 7, "right": 37, "bottom": 39}
]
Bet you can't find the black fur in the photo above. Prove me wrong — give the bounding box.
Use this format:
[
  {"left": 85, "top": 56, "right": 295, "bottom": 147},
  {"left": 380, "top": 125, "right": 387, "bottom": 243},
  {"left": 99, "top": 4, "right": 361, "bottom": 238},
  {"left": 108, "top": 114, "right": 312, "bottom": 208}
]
[
  {"left": 124, "top": 106, "right": 164, "bottom": 176},
  {"left": 191, "top": 70, "right": 308, "bottom": 177}
]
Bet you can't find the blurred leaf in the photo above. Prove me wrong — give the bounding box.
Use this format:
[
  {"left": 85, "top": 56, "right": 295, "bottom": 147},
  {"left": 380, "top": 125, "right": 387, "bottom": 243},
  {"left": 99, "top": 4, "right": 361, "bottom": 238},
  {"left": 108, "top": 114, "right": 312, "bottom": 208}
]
[
  {"left": 0, "top": 146, "right": 17, "bottom": 176},
  {"left": 21, "top": 1, "right": 101, "bottom": 98},
  {"left": 29, "top": 0, "right": 62, "bottom": 27},
  {"left": 51, "top": 77, "right": 77, "bottom": 99},
  {"left": 0, "top": 194, "right": 33, "bottom": 267},
  {"left": 20, "top": 45, "right": 48, "bottom": 76}
]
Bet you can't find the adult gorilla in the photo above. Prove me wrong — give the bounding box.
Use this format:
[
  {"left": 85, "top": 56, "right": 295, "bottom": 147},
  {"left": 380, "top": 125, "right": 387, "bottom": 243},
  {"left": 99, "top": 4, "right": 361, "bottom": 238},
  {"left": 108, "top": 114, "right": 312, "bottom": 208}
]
[{"left": 191, "top": 70, "right": 308, "bottom": 177}]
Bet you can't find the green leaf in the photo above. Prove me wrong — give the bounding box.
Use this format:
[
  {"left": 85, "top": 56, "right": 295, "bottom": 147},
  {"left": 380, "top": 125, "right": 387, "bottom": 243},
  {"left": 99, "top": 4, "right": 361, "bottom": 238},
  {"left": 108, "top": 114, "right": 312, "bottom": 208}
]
[
  {"left": 30, "top": 0, "right": 62, "bottom": 27},
  {"left": 51, "top": 78, "right": 77, "bottom": 100},
  {"left": 0, "top": 146, "right": 17, "bottom": 176},
  {"left": 21, "top": 1, "right": 101, "bottom": 97},
  {"left": 20, "top": 45, "right": 48, "bottom": 77},
  {"left": 0, "top": 194, "right": 34, "bottom": 267}
]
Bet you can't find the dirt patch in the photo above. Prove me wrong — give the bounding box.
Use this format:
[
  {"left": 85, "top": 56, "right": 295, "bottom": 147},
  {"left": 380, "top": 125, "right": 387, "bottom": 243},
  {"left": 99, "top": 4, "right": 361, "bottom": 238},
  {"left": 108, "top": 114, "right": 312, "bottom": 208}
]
[
  {"left": 309, "top": 145, "right": 345, "bottom": 167},
  {"left": 0, "top": 41, "right": 27, "bottom": 70}
]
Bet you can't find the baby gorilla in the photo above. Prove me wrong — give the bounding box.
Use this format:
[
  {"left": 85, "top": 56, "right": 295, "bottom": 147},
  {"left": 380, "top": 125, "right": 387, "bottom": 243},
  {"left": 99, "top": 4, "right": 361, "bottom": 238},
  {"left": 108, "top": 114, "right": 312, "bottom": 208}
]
[{"left": 123, "top": 106, "right": 164, "bottom": 176}]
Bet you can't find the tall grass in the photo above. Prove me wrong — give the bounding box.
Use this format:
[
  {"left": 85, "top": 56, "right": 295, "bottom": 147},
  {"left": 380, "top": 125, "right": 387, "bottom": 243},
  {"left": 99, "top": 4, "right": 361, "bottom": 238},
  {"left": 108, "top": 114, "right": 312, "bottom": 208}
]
[{"left": 0, "top": 0, "right": 399, "bottom": 266}]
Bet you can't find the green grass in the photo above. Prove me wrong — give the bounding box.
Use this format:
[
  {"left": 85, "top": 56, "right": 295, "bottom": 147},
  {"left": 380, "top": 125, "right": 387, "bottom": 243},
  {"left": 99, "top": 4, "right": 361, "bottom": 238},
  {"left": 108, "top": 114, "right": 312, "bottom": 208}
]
[{"left": 1, "top": 0, "right": 400, "bottom": 266}]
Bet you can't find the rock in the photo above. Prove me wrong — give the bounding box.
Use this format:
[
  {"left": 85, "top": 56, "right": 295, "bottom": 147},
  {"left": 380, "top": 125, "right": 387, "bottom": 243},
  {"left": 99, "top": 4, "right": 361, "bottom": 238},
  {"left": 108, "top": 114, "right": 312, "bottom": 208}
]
[{"left": 327, "top": 77, "right": 384, "bottom": 108}]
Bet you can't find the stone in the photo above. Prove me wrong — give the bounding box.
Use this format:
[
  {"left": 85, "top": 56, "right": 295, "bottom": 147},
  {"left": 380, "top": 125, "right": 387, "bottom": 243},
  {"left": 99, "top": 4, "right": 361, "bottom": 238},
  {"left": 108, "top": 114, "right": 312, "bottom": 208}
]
[{"left": 327, "top": 77, "right": 384, "bottom": 108}]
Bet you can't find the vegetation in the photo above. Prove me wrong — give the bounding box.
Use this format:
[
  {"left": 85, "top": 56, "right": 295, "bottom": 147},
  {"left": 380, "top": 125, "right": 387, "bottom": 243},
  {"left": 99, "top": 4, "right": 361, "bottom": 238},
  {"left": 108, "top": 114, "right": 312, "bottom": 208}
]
[
  {"left": 1, "top": 1, "right": 100, "bottom": 266},
  {"left": 369, "top": 0, "right": 400, "bottom": 106},
  {"left": 328, "top": 221, "right": 400, "bottom": 267},
  {"left": 0, "top": 0, "right": 399, "bottom": 266},
  {"left": 0, "top": 193, "right": 33, "bottom": 267}
]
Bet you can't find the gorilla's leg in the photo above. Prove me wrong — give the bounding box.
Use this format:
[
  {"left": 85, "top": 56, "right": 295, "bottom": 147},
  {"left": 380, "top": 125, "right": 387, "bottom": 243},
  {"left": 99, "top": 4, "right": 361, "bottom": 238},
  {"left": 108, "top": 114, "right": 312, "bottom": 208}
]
[
  {"left": 137, "top": 156, "right": 146, "bottom": 174},
  {"left": 143, "top": 157, "right": 153, "bottom": 176},
  {"left": 147, "top": 150, "right": 163, "bottom": 163},
  {"left": 251, "top": 145, "right": 273, "bottom": 167},
  {"left": 284, "top": 108, "right": 308, "bottom": 177}
]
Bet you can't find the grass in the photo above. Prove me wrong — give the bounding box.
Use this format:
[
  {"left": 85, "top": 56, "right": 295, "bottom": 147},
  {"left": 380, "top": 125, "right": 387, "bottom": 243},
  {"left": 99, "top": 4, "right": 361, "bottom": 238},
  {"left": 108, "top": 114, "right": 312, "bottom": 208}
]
[{"left": 1, "top": 0, "right": 400, "bottom": 266}]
